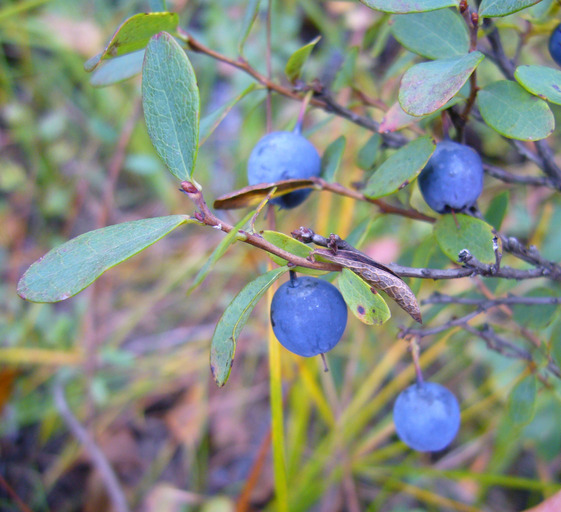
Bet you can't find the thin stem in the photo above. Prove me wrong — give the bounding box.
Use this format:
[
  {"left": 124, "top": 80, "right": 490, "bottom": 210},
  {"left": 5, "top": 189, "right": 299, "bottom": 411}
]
[{"left": 53, "top": 378, "right": 130, "bottom": 512}]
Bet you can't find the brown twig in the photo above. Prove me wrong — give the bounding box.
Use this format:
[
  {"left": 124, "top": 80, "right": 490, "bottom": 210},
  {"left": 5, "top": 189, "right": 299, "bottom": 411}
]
[{"left": 53, "top": 379, "right": 130, "bottom": 512}]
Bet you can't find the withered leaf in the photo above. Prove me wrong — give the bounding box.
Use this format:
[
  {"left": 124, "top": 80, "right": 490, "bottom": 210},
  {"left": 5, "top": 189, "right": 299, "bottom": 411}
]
[{"left": 214, "top": 179, "right": 317, "bottom": 210}]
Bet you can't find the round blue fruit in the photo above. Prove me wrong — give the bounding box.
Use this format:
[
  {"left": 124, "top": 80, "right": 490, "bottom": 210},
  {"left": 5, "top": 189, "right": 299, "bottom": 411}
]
[
  {"left": 418, "top": 140, "right": 483, "bottom": 213},
  {"left": 549, "top": 23, "right": 561, "bottom": 66},
  {"left": 270, "top": 276, "right": 348, "bottom": 357},
  {"left": 393, "top": 381, "right": 460, "bottom": 452},
  {"left": 247, "top": 131, "right": 321, "bottom": 209}
]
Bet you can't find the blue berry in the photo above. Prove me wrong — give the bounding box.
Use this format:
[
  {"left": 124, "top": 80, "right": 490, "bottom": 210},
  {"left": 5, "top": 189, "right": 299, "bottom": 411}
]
[
  {"left": 247, "top": 131, "right": 321, "bottom": 209},
  {"left": 549, "top": 23, "right": 561, "bottom": 66},
  {"left": 418, "top": 140, "right": 483, "bottom": 214},
  {"left": 393, "top": 381, "right": 460, "bottom": 452},
  {"left": 270, "top": 276, "right": 347, "bottom": 357}
]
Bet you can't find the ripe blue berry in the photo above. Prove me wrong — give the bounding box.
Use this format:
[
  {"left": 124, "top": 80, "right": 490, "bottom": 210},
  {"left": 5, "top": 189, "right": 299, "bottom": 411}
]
[
  {"left": 393, "top": 381, "right": 460, "bottom": 452},
  {"left": 549, "top": 23, "right": 561, "bottom": 66},
  {"left": 270, "top": 276, "right": 348, "bottom": 357},
  {"left": 247, "top": 131, "right": 321, "bottom": 209},
  {"left": 418, "top": 140, "right": 483, "bottom": 214}
]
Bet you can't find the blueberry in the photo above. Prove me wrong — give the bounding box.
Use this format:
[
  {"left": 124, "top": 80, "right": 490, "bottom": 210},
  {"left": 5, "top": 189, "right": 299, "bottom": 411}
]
[
  {"left": 270, "top": 276, "right": 348, "bottom": 357},
  {"left": 418, "top": 140, "right": 483, "bottom": 214},
  {"left": 393, "top": 381, "right": 460, "bottom": 452},
  {"left": 549, "top": 23, "right": 561, "bottom": 66},
  {"left": 247, "top": 131, "right": 321, "bottom": 209}
]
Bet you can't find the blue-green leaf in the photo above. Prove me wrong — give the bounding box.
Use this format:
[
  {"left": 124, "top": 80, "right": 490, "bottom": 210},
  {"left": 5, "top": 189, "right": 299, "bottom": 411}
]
[
  {"left": 142, "top": 32, "right": 200, "bottom": 181},
  {"left": 17, "top": 216, "right": 193, "bottom": 303},
  {"left": 210, "top": 267, "right": 289, "bottom": 387},
  {"left": 359, "top": 0, "right": 459, "bottom": 13},
  {"left": 479, "top": 0, "right": 542, "bottom": 18}
]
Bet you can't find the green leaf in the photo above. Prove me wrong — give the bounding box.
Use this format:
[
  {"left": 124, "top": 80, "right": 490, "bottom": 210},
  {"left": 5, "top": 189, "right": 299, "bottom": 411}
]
[
  {"left": 199, "top": 84, "right": 258, "bottom": 146},
  {"left": 399, "top": 52, "right": 484, "bottom": 116},
  {"left": 379, "top": 102, "right": 420, "bottom": 133},
  {"left": 359, "top": 0, "right": 459, "bottom": 13},
  {"left": 363, "top": 136, "right": 436, "bottom": 199},
  {"left": 484, "top": 190, "right": 510, "bottom": 230},
  {"left": 338, "top": 268, "right": 391, "bottom": 325},
  {"left": 188, "top": 211, "right": 254, "bottom": 294},
  {"left": 17, "top": 215, "right": 192, "bottom": 303},
  {"left": 238, "top": 0, "right": 262, "bottom": 54},
  {"left": 550, "top": 316, "right": 561, "bottom": 370},
  {"left": 479, "top": 0, "right": 541, "bottom": 17},
  {"left": 390, "top": 9, "right": 469, "bottom": 60},
  {"left": 514, "top": 65, "right": 561, "bottom": 106},
  {"left": 512, "top": 288, "right": 559, "bottom": 329},
  {"left": 477, "top": 80, "right": 554, "bottom": 141},
  {"left": 321, "top": 136, "right": 346, "bottom": 182},
  {"left": 434, "top": 214, "right": 496, "bottom": 264},
  {"left": 90, "top": 50, "right": 144, "bottom": 87},
  {"left": 210, "top": 267, "right": 288, "bottom": 387},
  {"left": 84, "top": 12, "right": 179, "bottom": 72},
  {"left": 356, "top": 134, "right": 381, "bottom": 170},
  {"left": 262, "top": 231, "right": 326, "bottom": 276},
  {"left": 285, "top": 36, "right": 321, "bottom": 83},
  {"left": 507, "top": 375, "right": 537, "bottom": 426},
  {"left": 142, "top": 32, "right": 200, "bottom": 181}
]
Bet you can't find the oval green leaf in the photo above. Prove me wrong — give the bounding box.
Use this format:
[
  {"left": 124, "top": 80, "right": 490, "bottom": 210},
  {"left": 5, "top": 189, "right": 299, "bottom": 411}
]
[
  {"left": 338, "top": 268, "right": 391, "bottom": 325},
  {"left": 514, "top": 65, "right": 561, "bottom": 106},
  {"left": 479, "top": 0, "right": 541, "bottom": 17},
  {"left": 364, "top": 136, "right": 436, "bottom": 199},
  {"left": 210, "top": 267, "right": 288, "bottom": 387},
  {"left": 285, "top": 35, "right": 321, "bottom": 83},
  {"left": 142, "top": 32, "right": 200, "bottom": 181},
  {"left": 262, "top": 231, "right": 326, "bottom": 276},
  {"left": 17, "top": 215, "right": 193, "bottom": 303},
  {"left": 390, "top": 9, "right": 469, "bottom": 60},
  {"left": 507, "top": 374, "right": 537, "bottom": 426},
  {"left": 359, "top": 0, "right": 459, "bottom": 13},
  {"left": 434, "top": 214, "right": 496, "bottom": 264},
  {"left": 399, "top": 52, "right": 484, "bottom": 116},
  {"left": 90, "top": 50, "right": 144, "bottom": 87},
  {"left": 477, "top": 80, "right": 554, "bottom": 141},
  {"left": 321, "top": 136, "right": 346, "bottom": 183},
  {"left": 85, "top": 12, "right": 179, "bottom": 72}
]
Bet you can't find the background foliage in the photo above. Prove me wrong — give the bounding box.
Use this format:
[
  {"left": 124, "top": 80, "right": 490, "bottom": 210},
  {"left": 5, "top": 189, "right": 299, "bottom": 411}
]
[{"left": 2, "top": 0, "right": 561, "bottom": 511}]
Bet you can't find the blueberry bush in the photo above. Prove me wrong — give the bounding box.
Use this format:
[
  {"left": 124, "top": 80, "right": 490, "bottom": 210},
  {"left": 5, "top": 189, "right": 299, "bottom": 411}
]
[{"left": 3, "top": 0, "right": 561, "bottom": 510}]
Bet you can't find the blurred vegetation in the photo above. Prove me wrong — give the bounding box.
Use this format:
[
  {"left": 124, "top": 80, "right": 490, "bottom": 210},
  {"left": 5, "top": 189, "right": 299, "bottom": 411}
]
[{"left": 1, "top": 1, "right": 561, "bottom": 511}]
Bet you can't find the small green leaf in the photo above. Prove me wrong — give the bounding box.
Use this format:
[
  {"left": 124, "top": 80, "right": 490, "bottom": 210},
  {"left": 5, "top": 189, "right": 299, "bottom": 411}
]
[
  {"left": 434, "top": 214, "right": 496, "bottom": 264},
  {"left": 17, "top": 215, "right": 193, "bottom": 303},
  {"left": 507, "top": 375, "right": 537, "bottom": 426},
  {"left": 321, "top": 136, "right": 346, "bottom": 182},
  {"left": 364, "top": 136, "right": 435, "bottom": 199},
  {"left": 285, "top": 36, "right": 321, "bottom": 83},
  {"left": 90, "top": 50, "right": 144, "bottom": 87},
  {"left": 484, "top": 190, "right": 510, "bottom": 230},
  {"left": 549, "top": 316, "right": 561, "bottom": 370},
  {"left": 199, "top": 84, "right": 258, "bottom": 146},
  {"left": 477, "top": 80, "right": 554, "bottom": 141},
  {"left": 188, "top": 211, "right": 254, "bottom": 294},
  {"left": 399, "top": 52, "right": 484, "bottom": 116},
  {"left": 262, "top": 231, "right": 326, "bottom": 276},
  {"left": 210, "top": 267, "right": 288, "bottom": 387},
  {"left": 85, "top": 12, "right": 179, "bottom": 71},
  {"left": 479, "top": 0, "right": 541, "bottom": 17},
  {"left": 512, "top": 288, "right": 559, "bottom": 329},
  {"left": 356, "top": 134, "right": 381, "bottom": 171},
  {"left": 514, "top": 65, "right": 561, "bottom": 106},
  {"left": 142, "top": 32, "right": 200, "bottom": 181},
  {"left": 238, "top": 0, "right": 262, "bottom": 55},
  {"left": 390, "top": 9, "right": 469, "bottom": 60},
  {"left": 359, "top": 0, "right": 459, "bottom": 13},
  {"left": 338, "top": 268, "right": 391, "bottom": 325}
]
